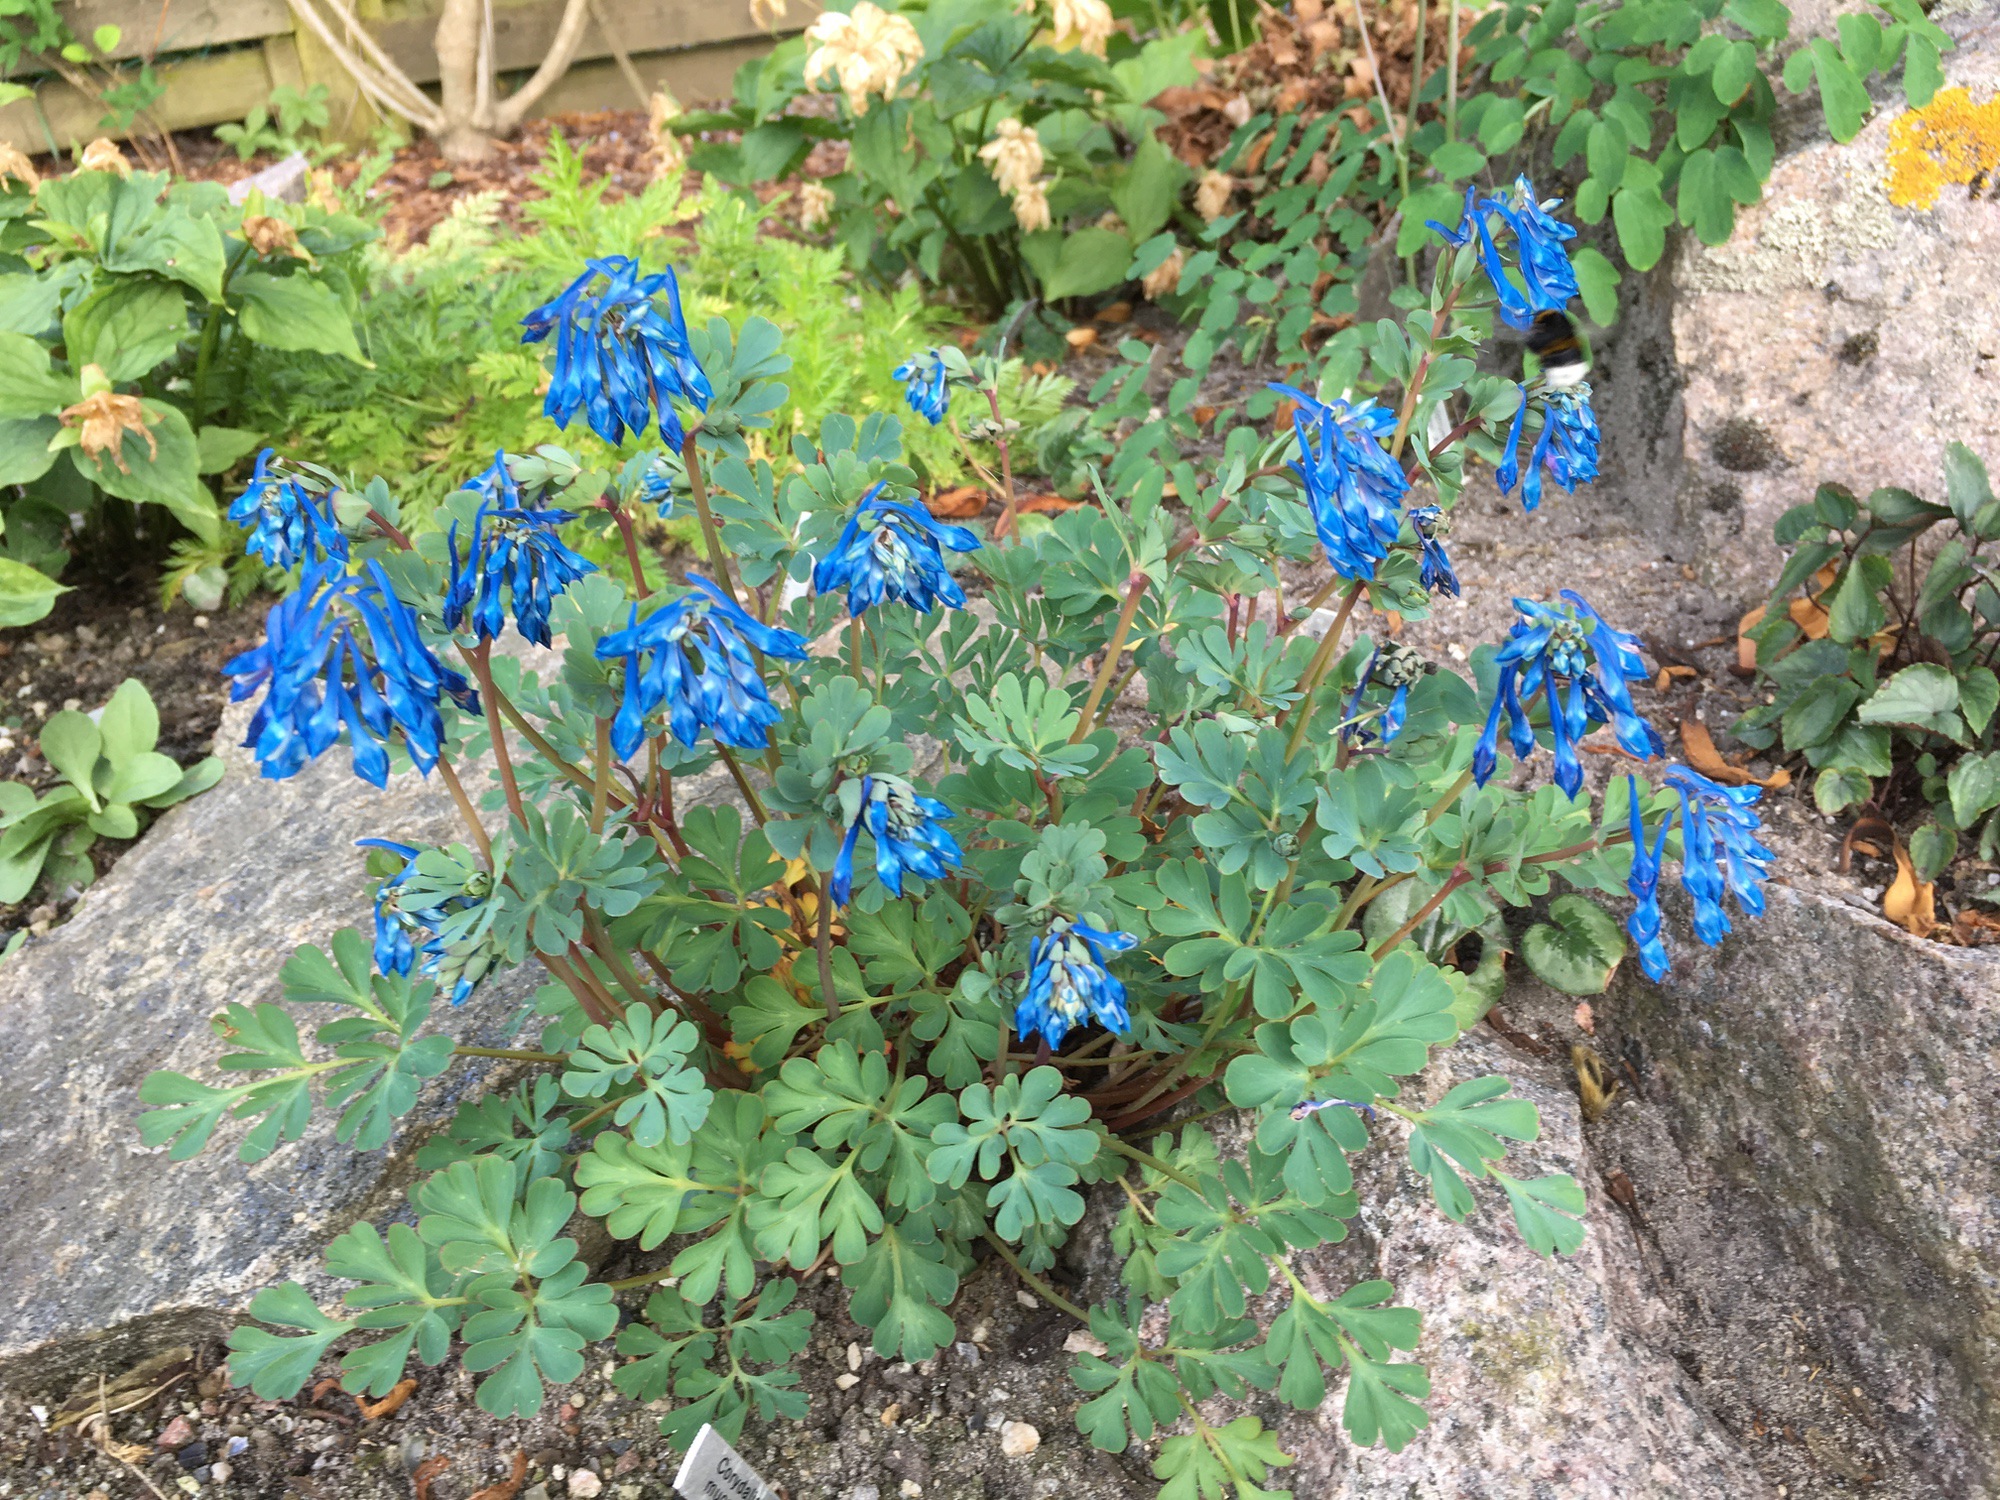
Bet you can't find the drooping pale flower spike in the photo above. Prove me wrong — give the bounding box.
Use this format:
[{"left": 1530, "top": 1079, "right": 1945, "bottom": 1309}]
[
  {"left": 1271, "top": 383, "right": 1409, "bottom": 581},
  {"left": 802, "top": 1, "right": 924, "bottom": 114},
  {"left": 1623, "top": 768, "right": 1774, "bottom": 979},
  {"left": 1472, "top": 590, "right": 1662, "bottom": 797},
  {"left": 830, "top": 773, "right": 963, "bottom": 904},
  {"left": 1426, "top": 175, "right": 1580, "bottom": 330},
  {"left": 229, "top": 448, "right": 347, "bottom": 571},
  {"left": 1014, "top": 917, "right": 1136, "bottom": 1050},
  {"left": 595, "top": 574, "right": 810, "bottom": 760},
  {"left": 223, "top": 559, "right": 479, "bottom": 787},
  {"left": 814, "top": 483, "right": 981, "bottom": 616},
  {"left": 442, "top": 453, "right": 596, "bottom": 649},
  {"left": 892, "top": 350, "right": 952, "bottom": 426},
  {"left": 1497, "top": 383, "right": 1601, "bottom": 512},
  {"left": 521, "top": 256, "right": 711, "bottom": 447}
]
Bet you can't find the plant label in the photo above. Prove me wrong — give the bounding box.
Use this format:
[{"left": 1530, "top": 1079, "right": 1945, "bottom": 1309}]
[{"left": 673, "top": 1423, "right": 780, "bottom": 1500}]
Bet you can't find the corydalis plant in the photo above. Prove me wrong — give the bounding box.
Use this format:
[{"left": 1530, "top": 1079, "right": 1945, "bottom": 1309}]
[{"left": 145, "top": 177, "right": 1768, "bottom": 1493}]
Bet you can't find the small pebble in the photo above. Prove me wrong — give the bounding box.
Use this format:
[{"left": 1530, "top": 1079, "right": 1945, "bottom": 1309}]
[
  {"left": 846, "top": 1341, "right": 862, "bottom": 1372},
  {"left": 569, "top": 1471, "right": 603, "bottom": 1499},
  {"left": 210, "top": 1463, "right": 232, "bottom": 1484},
  {"left": 1062, "top": 1331, "right": 1108, "bottom": 1357},
  {"left": 1014, "top": 1290, "right": 1039, "bottom": 1310},
  {"left": 156, "top": 1415, "right": 196, "bottom": 1448},
  {"left": 62, "top": 697, "right": 80, "bottom": 712},
  {"left": 1000, "top": 1421, "right": 1041, "bottom": 1458},
  {"left": 836, "top": 1374, "right": 859, "bottom": 1390},
  {"left": 880, "top": 1402, "right": 902, "bottom": 1426},
  {"left": 193, "top": 615, "right": 210, "bottom": 629},
  {"left": 898, "top": 1483, "right": 922, "bottom": 1500}
]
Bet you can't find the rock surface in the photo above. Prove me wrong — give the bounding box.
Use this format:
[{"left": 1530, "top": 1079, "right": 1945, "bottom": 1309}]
[
  {"left": 1597, "top": 883, "right": 2000, "bottom": 1499},
  {"left": 1668, "top": 5, "right": 2000, "bottom": 593}
]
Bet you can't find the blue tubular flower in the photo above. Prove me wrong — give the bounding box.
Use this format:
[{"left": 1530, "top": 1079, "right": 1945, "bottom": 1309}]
[
  {"left": 1623, "top": 777, "right": 1672, "bottom": 982},
  {"left": 224, "top": 560, "right": 477, "bottom": 786},
  {"left": 1290, "top": 1097, "right": 1378, "bottom": 1123},
  {"left": 1339, "top": 643, "right": 1427, "bottom": 749},
  {"left": 1497, "top": 384, "right": 1601, "bottom": 512},
  {"left": 892, "top": 350, "right": 951, "bottom": 426},
  {"left": 1014, "top": 918, "right": 1136, "bottom": 1050},
  {"left": 1471, "top": 593, "right": 1661, "bottom": 797},
  {"left": 356, "top": 838, "right": 490, "bottom": 1003},
  {"left": 1271, "top": 383, "right": 1409, "bottom": 580},
  {"left": 521, "top": 257, "right": 712, "bottom": 447},
  {"left": 228, "top": 449, "right": 347, "bottom": 570},
  {"left": 830, "top": 773, "right": 962, "bottom": 904},
  {"left": 595, "top": 574, "right": 809, "bottom": 760},
  {"left": 813, "top": 484, "right": 981, "bottom": 617},
  {"left": 1623, "top": 768, "right": 1774, "bottom": 978},
  {"left": 443, "top": 454, "right": 596, "bottom": 647},
  {"left": 1426, "top": 177, "right": 1579, "bottom": 330},
  {"left": 1408, "top": 505, "right": 1459, "bottom": 597}
]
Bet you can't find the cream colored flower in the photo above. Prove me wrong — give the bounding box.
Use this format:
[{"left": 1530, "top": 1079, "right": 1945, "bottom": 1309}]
[
  {"left": 977, "top": 119, "right": 1044, "bottom": 196},
  {"left": 1011, "top": 180, "right": 1052, "bottom": 232},
  {"left": 1194, "top": 169, "right": 1233, "bottom": 221},
  {"left": 1049, "top": 0, "right": 1114, "bottom": 56},
  {"left": 804, "top": 3, "right": 925, "bottom": 115},
  {"left": 1141, "top": 245, "right": 1186, "bottom": 300},
  {"left": 750, "top": 0, "right": 789, "bottom": 28},
  {"left": 646, "top": 89, "right": 687, "bottom": 174},
  {"left": 78, "top": 138, "right": 130, "bottom": 177},
  {"left": 0, "top": 143, "right": 39, "bottom": 190},
  {"left": 798, "top": 180, "right": 836, "bottom": 230},
  {"left": 62, "top": 371, "right": 158, "bottom": 473}
]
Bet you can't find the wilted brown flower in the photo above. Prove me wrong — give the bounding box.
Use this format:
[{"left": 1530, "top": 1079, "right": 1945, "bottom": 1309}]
[
  {"left": 77, "top": 138, "right": 130, "bottom": 177},
  {"left": 62, "top": 373, "right": 158, "bottom": 473},
  {"left": 646, "top": 90, "right": 688, "bottom": 175},
  {"left": 1141, "top": 245, "right": 1186, "bottom": 300},
  {"left": 0, "top": 143, "right": 39, "bottom": 190},
  {"left": 242, "top": 214, "right": 309, "bottom": 260},
  {"left": 977, "top": 119, "right": 1044, "bottom": 195},
  {"left": 797, "top": 180, "right": 836, "bottom": 231},
  {"left": 1049, "top": 0, "right": 1114, "bottom": 56},
  {"left": 1011, "top": 180, "right": 1052, "bottom": 232},
  {"left": 1194, "top": 169, "right": 1234, "bottom": 221}
]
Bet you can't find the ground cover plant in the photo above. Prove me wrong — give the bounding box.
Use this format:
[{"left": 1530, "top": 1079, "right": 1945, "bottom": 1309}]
[{"left": 136, "top": 160, "right": 1778, "bottom": 1491}]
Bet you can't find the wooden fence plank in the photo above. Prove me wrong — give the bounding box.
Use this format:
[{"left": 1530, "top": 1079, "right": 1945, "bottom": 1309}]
[
  {"left": 0, "top": 47, "right": 275, "bottom": 151},
  {"left": 2, "top": 0, "right": 296, "bottom": 70},
  {"left": 369, "top": 0, "right": 763, "bottom": 85}
]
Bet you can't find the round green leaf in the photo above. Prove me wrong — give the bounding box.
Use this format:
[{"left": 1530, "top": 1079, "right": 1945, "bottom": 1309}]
[{"left": 1520, "top": 895, "right": 1628, "bottom": 995}]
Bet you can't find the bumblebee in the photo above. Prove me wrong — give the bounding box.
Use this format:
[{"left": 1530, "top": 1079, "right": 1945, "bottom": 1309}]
[{"left": 1527, "top": 309, "right": 1589, "bottom": 388}]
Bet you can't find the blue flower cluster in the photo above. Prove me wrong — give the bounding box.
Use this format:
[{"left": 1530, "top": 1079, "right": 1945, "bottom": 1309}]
[
  {"left": 521, "top": 256, "right": 711, "bottom": 447},
  {"left": 892, "top": 350, "right": 951, "bottom": 426},
  {"left": 1624, "top": 769, "right": 1774, "bottom": 979},
  {"left": 1015, "top": 918, "right": 1135, "bottom": 1050},
  {"left": 1427, "top": 175, "right": 1581, "bottom": 330},
  {"left": 596, "top": 575, "right": 810, "bottom": 759},
  {"left": 1271, "top": 384, "right": 1409, "bottom": 580},
  {"left": 1408, "top": 505, "right": 1459, "bottom": 597},
  {"left": 1497, "top": 386, "right": 1602, "bottom": 512},
  {"left": 357, "top": 838, "right": 489, "bottom": 1005},
  {"left": 814, "top": 485, "right": 981, "bottom": 617},
  {"left": 224, "top": 560, "right": 478, "bottom": 786},
  {"left": 1473, "top": 591, "right": 1662, "bottom": 797},
  {"left": 1340, "top": 645, "right": 1415, "bottom": 748},
  {"left": 443, "top": 454, "right": 596, "bottom": 647},
  {"left": 229, "top": 449, "right": 345, "bottom": 571},
  {"left": 830, "top": 774, "right": 962, "bottom": 904}
]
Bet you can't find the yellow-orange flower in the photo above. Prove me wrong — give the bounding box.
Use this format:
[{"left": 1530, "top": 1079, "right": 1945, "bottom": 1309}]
[
  {"left": 978, "top": 118, "right": 1044, "bottom": 195},
  {"left": 1886, "top": 87, "right": 2000, "bottom": 209},
  {"left": 62, "top": 374, "right": 158, "bottom": 473},
  {"left": 804, "top": 2, "right": 925, "bottom": 114},
  {"left": 78, "top": 138, "right": 130, "bottom": 177}
]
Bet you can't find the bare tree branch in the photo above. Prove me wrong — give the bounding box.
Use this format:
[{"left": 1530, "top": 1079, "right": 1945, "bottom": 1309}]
[
  {"left": 284, "top": 0, "right": 442, "bottom": 127},
  {"left": 492, "top": 0, "right": 593, "bottom": 130}
]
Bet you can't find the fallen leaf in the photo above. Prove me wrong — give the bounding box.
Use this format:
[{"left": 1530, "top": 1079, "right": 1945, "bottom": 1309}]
[
  {"left": 1883, "top": 843, "right": 1939, "bottom": 937},
  {"left": 1572, "top": 1044, "right": 1619, "bottom": 1122},
  {"left": 413, "top": 1456, "right": 451, "bottom": 1500},
  {"left": 356, "top": 1377, "right": 417, "bottom": 1421},
  {"left": 1651, "top": 664, "right": 1697, "bottom": 693},
  {"left": 925, "top": 485, "right": 987, "bottom": 520},
  {"left": 467, "top": 1451, "right": 527, "bottom": 1500},
  {"left": 1093, "top": 301, "right": 1133, "bottom": 324},
  {"left": 1679, "top": 719, "right": 1791, "bottom": 789},
  {"left": 1190, "top": 404, "right": 1217, "bottom": 425},
  {"left": 1787, "top": 596, "right": 1831, "bottom": 640},
  {"left": 1064, "top": 326, "right": 1098, "bottom": 350},
  {"left": 992, "top": 493, "right": 1084, "bottom": 538},
  {"left": 1736, "top": 605, "right": 1764, "bottom": 675},
  {"left": 1839, "top": 816, "right": 1894, "bottom": 874},
  {"left": 1952, "top": 907, "right": 2000, "bottom": 945},
  {"left": 1574, "top": 1001, "right": 1595, "bottom": 1034}
]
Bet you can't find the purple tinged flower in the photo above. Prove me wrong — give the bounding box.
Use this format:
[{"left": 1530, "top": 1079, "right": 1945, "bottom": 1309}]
[
  {"left": 223, "top": 559, "right": 478, "bottom": 787},
  {"left": 594, "top": 574, "right": 809, "bottom": 760},
  {"left": 812, "top": 483, "right": 981, "bottom": 616},
  {"left": 228, "top": 449, "right": 347, "bottom": 571},
  {"left": 521, "top": 257, "right": 711, "bottom": 447},
  {"left": 1497, "top": 383, "right": 1601, "bottom": 512},
  {"left": 892, "top": 350, "right": 951, "bottom": 425},
  {"left": 1014, "top": 917, "right": 1135, "bottom": 1050},
  {"left": 1471, "top": 591, "right": 1662, "bottom": 797},
  {"left": 1270, "top": 382, "right": 1409, "bottom": 581},
  {"left": 829, "top": 773, "right": 962, "bottom": 904},
  {"left": 443, "top": 453, "right": 596, "bottom": 648}
]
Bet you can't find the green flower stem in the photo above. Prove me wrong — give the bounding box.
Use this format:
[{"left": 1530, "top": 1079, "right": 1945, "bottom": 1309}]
[
  {"left": 1387, "top": 282, "right": 1467, "bottom": 461},
  {"left": 569, "top": 1098, "right": 620, "bottom": 1136},
  {"left": 680, "top": 429, "right": 743, "bottom": 605},
  {"left": 814, "top": 876, "right": 840, "bottom": 1024},
  {"left": 715, "top": 747, "right": 769, "bottom": 826},
  {"left": 1073, "top": 570, "right": 1150, "bottom": 742},
  {"left": 454, "top": 1045, "right": 567, "bottom": 1063},
  {"left": 981, "top": 1231, "right": 1088, "bottom": 1321},
  {"left": 540, "top": 946, "right": 621, "bottom": 1030},
  {"left": 1445, "top": 0, "right": 1462, "bottom": 143},
  {"left": 1406, "top": 0, "right": 1428, "bottom": 162},
  {"left": 590, "top": 718, "right": 614, "bottom": 835},
  {"left": 435, "top": 753, "right": 492, "bottom": 865},
  {"left": 983, "top": 385, "right": 1020, "bottom": 541},
  {"left": 583, "top": 905, "right": 653, "bottom": 1014},
  {"left": 1280, "top": 581, "right": 1366, "bottom": 758},
  {"left": 611, "top": 502, "right": 654, "bottom": 598},
  {"left": 602, "top": 1263, "right": 685, "bottom": 1294},
  {"left": 190, "top": 240, "right": 254, "bottom": 427},
  {"left": 1369, "top": 824, "right": 1636, "bottom": 957},
  {"left": 1279, "top": 573, "right": 1347, "bottom": 637},
  {"left": 462, "top": 643, "right": 525, "bottom": 826},
  {"left": 1097, "top": 1134, "right": 1204, "bottom": 1193}
]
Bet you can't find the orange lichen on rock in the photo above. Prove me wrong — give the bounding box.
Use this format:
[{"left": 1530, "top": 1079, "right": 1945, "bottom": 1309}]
[{"left": 1886, "top": 87, "right": 2000, "bottom": 209}]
